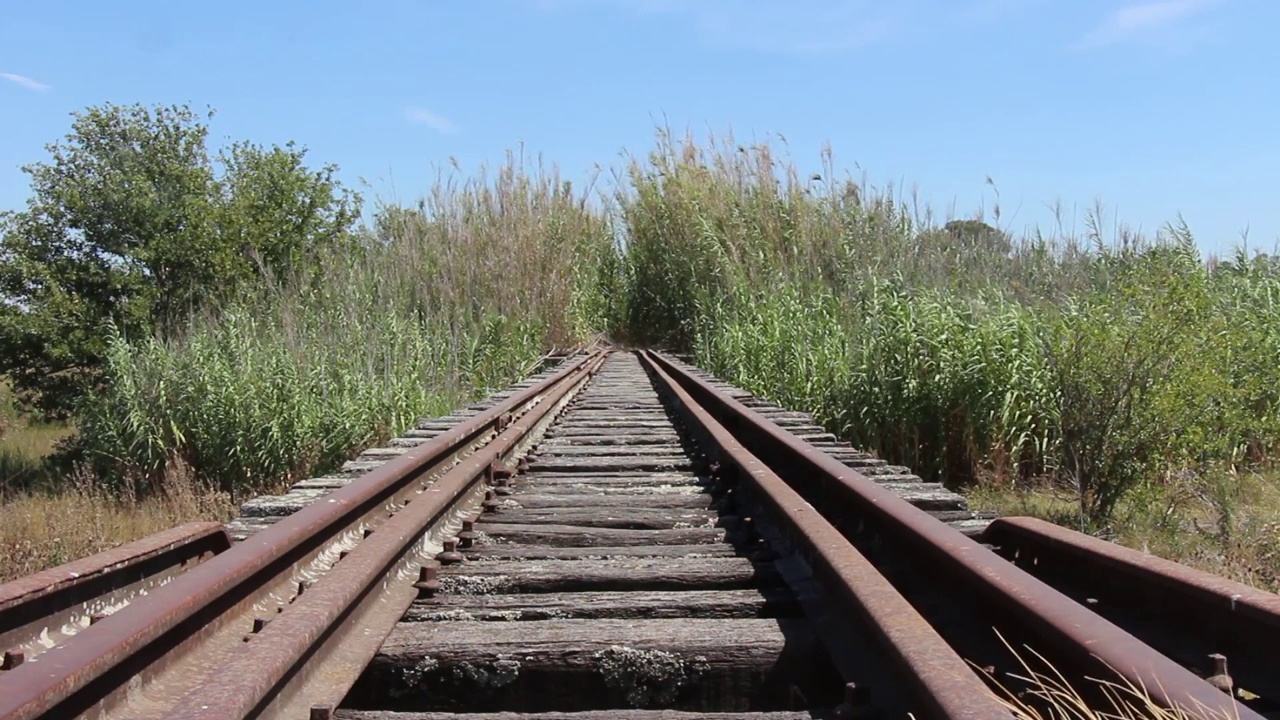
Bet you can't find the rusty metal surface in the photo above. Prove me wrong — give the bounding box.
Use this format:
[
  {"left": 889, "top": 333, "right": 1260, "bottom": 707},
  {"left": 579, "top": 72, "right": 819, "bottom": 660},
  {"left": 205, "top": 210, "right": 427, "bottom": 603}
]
[
  {"left": 0, "top": 522, "right": 228, "bottom": 615},
  {"left": 640, "top": 351, "right": 1011, "bottom": 720},
  {"left": 0, "top": 352, "right": 596, "bottom": 720},
  {"left": 163, "top": 351, "right": 604, "bottom": 720},
  {"left": 647, "top": 351, "right": 1258, "bottom": 720},
  {"left": 0, "top": 522, "right": 229, "bottom": 658},
  {"left": 984, "top": 515, "right": 1280, "bottom": 700}
]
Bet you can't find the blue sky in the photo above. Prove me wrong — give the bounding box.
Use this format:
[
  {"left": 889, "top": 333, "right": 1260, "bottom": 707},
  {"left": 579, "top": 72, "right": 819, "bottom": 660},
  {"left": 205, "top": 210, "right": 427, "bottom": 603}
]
[{"left": 2, "top": 0, "right": 1277, "bottom": 254}]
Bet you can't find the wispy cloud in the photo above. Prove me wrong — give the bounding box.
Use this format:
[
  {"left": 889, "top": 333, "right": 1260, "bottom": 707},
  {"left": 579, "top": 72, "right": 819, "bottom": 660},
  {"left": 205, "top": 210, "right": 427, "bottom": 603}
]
[
  {"left": 539, "top": 0, "right": 896, "bottom": 54},
  {"left": 404, "top": 106, "right": 457, "bottom": 134},
  {"left": 1, "top": 72, "right": 50, "bottom": 92},
  {"left": 1076, "top": 0, "right": 1219, "bottom": 49}
]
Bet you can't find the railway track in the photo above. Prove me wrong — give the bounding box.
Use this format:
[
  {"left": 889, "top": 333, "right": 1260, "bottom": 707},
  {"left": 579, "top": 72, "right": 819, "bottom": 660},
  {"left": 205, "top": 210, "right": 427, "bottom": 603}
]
[{"left": 0, "top": 349, "right": 1276, "bottom": 719}]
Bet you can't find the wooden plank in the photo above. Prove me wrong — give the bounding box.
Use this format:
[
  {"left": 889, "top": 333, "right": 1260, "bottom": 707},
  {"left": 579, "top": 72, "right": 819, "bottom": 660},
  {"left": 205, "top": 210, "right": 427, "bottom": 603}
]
[
  {"left": 539, "top": 434, "right": 682, "bottom": 445},
  {"left": 406, "top": 589, "right": 801, "bottom": 622},
  {"left": 481, "top": 507, "right": 719, "bottom": 530},
  {"left": 517, "top": 473, "right": 710, "bottom": 487},
  {"left": 438, "top": 557, "right": 775, "bottom": 594},
  {"left": 461, "top": 544, "right": 737, "bottom": 561},
  {"left": 530, "top": 457, "right": 694, "bottom": 473},
  {"left": 509, "top": 482, "right": 712, "bottom": 497},
  {"left": 347, "top": 618, "right": 838, "bottom": 713},
  {"left": 538, "top": 446, "right": 688, "bottom": 457},
  {"left": 569, "top": 402, "right": 668, "bottom": 410},
  {"left": 548, "top": 420, "right": 674, "bottom": 427},
  {"left": 473, "top": 524, "right": 726, "bottom": 547},
  {"left": 505, "top": 494, "right": 716, "bottom": 510}
]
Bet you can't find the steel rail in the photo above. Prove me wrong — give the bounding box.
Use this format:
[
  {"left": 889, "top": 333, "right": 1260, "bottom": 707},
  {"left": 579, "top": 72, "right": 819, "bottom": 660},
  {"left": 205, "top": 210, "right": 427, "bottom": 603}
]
[
  {"left": 647, "top": 351, "right": 1257, "bottom": 720},
  {"left": 640, "top": 351, "right": 1012, "bottom": 719},
  {"left": 984, "top": 515, "right": 1280, "bottom": 701},
  {"left": 165, "top": 350, "right": 606, "bottom": 720},
  {"left": 0, "top": 523, "right": 230, "bottom": 662},
  {"left": 0, "top": 351, "right": 598, "bottom": 720}
]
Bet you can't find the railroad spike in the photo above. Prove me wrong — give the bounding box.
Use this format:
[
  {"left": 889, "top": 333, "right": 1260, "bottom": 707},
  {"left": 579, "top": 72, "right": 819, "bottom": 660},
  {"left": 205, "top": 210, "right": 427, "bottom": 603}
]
[
  {"left": 437, "top": 539, "right": 465, "bottom": 565},
  {"left": 1207, "top": 654, "right": 1234, "bottom": 695},
  {"left": 414, "top": 563, "right": 441, "bottom": 599},
  {"left": 1, "top": 650, "right": 24, "bottom": 670},
  {"left": 489, "top": 461, "right": 516, "bottom": 481},
  {"left": 834, "top": 682, "right": 874, "bottom": 719},
  {"left": 457, "top": 519, "right": 479, "bottom": 548}
]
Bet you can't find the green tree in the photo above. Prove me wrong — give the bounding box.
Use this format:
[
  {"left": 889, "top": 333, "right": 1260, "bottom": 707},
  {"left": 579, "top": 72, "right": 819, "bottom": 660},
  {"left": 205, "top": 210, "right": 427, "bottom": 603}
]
[
  {"left": 0, "top": 102, "right": 359, "bottom": 417},
  {"left": 942, "top": 219, "right": 1012, "bottom": 256},
  {"left": 1043, "top": 246, "right": 1232, "bottom": 524},
  {"left": 214, "top": 140, "right": 360, "bottom": 281}
]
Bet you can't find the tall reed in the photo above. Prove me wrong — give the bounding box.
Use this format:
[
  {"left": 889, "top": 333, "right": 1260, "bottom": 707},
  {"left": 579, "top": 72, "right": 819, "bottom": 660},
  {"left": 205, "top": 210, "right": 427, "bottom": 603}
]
[
  {"left": 71, "top": 153, "right": 620, "bottom": 498},
  {"left": 619, "top": 130, "right": 1280, "bottom": 523}
]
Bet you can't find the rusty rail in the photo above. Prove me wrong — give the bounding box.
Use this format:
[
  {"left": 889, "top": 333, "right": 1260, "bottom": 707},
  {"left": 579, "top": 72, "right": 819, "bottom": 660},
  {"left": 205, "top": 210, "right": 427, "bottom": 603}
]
[
  {"left": 164, "top": 351, "right": 606, "bottom": 720},
  {"left": 647, "top": 351, "right": 1258, "bottom": 720},
  {"left": 0, "top": 351, "right": 601, "bottom": 720},
  {"left": 0, "top": 523, "right": 229, "bottom": 666},
  {"left": 984, "top": 515, "right": 1280, "bottom": 703},
  {"left": 641, "top": 351, "right": 1012, "bottom": 719}
]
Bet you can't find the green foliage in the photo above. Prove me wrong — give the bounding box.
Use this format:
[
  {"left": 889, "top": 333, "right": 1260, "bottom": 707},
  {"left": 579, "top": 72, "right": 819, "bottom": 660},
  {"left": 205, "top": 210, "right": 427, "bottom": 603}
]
[
  {"left": 620, "top": 131, "right": 1280, "bottom": 524},
  {"left": 694, "top": 284, "right": 1056, "bottom": 486},
  {"left": 0, "top": 103, "right": 359, "bottom": 418},
  {"left": 8, "top": 118, "right": 1280, "bottom": 528},
  {"left": 1042, "top": 245, "right": 1240, "bottom": 522},
  {"left": 73, "top": 300, "right": 535, "bottom": 497},
  {"left": 69, "top": 152, "right": 613, "bottom": 496}
]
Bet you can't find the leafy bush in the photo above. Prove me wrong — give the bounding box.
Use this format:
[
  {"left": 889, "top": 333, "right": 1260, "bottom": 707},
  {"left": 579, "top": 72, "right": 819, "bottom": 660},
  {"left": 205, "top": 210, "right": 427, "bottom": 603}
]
[
  {"left": 0, "top": 103, "right": 359, "bottom": 418},
  {"left": 69, "top": 153, "right": 617, "bottom": 497}
]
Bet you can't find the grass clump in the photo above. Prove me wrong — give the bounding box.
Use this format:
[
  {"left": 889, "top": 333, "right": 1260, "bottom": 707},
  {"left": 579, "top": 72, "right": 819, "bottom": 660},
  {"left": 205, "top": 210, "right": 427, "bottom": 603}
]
[
  {"left": 65, "top": 153, "right": 620, "bottom": 499},
  {"left": 972, "top": 469, "right": 1280, "bottom": 594},
  {"left": 985, "top": 632, "right": 1243, "bottom": 720},
  {"left": 0, "top": 463, "right": 233, "bottom": 583},
  {"left": 0, "top": 381, "right": 73, "bottom": 492},
  {"left": 618, "top": 130, "right": 1280, "bottom": 528}
]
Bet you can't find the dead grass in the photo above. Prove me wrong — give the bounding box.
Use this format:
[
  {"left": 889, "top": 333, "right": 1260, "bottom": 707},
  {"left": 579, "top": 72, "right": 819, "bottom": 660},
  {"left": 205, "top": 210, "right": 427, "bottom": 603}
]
[
  {"left": 0, "top": 462, "right": 235, "bottom": 583},
  {"left": 0, "top": 382, "right": 236, "bottom": 584},
  {"left": 985, "top": 632, "right": 1241, "bottom": 720},
  {"left": 969, "top": 469, "right": 1280, "bottom": 593}
]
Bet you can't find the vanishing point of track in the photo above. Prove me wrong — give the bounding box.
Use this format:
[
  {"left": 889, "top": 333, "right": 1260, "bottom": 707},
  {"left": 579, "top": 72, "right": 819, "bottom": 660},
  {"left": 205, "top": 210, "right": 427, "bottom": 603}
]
[{"left": 0, "top": 349, "right": 1277, "bottom": 719}]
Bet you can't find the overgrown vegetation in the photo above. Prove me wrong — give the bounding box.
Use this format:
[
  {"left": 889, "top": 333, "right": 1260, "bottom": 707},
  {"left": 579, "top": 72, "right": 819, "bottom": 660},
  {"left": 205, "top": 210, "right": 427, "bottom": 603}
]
[
  {"left": 618, "top": 131, "right": 1280, "bottom": 529},
  {"left": 3, "top": 108, "right": 1279, "bottom": 593},
  {"left": 2, "top": 104, "right": 618, "bottom": 522},
  {"left": 0, "top": 103, "right": 361, "bottom": 419},
  {"left": 0, "top": 463, "right": 233, "bottom": 582},
  {"left": 67, "top": 150, "right": 617, "bottom": 498}
]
